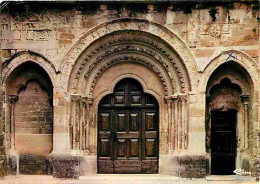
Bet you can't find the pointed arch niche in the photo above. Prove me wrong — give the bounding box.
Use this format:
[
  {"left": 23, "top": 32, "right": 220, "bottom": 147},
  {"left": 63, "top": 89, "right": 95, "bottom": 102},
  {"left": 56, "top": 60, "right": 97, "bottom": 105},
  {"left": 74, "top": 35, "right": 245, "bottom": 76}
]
[
  {"left": 5, "top": 61, "right": 54, "bottom": 174},
  {"left": 206, "top": 61, "right": 254, "bottom": 175}
]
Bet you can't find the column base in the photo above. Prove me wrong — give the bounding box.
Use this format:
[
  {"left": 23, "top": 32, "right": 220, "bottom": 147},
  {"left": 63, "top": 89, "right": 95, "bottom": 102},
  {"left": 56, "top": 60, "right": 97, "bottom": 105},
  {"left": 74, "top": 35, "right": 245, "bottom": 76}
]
[
  {"left": 49, "top": 153, "right": 80, "bottom": 179},
  {"left": 159, "top": 155, "right": 207, "bottom": 178},
  {"left": 8, "top": 149, "right": 19, "bottom": 175}
]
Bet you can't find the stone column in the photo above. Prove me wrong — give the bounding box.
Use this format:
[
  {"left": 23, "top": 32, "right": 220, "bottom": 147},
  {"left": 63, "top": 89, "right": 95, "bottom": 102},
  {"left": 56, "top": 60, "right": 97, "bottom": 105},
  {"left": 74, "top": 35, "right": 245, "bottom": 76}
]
[
  {"left": 70, "top": 94, "right": 81, "bottom": 154},
  {"left": 8, "top": 95, "right": 19, "bottom": 175},
  {"left": 83, "top": 98, "right": 93, "bottom": 155},
  {"left": 241, "top": 95, "right": 249, "bottom": 149},
  {"left": 165, "top": 98, "right": 172, "bottom": 154}
]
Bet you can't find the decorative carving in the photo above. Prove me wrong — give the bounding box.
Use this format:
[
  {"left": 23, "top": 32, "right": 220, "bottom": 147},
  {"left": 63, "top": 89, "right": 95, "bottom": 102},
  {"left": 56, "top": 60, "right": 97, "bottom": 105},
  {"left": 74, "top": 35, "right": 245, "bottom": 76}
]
[
  {"left": 200, "top": 24, "right": 230, "bottom": 38},
  {"left": 166, "top": 94, "right": 189, "bottom": 152},
  {"left": 88, "top": 55, "right": 170, "bottom": 96},
  {"left": 62, "top": 19, "right": 196, "bottom": 94},
  {"left": 1, "top": 24, "right": 9, "bottom": 41},
  {"left": 69, "top": 95, "right": 94, "bottom": 152},
  {"left": 208, "top": 25, "right": 222, "bottom": 38},
  {"left": 69, "top": 31, "right": 190, "bottom": 96}
]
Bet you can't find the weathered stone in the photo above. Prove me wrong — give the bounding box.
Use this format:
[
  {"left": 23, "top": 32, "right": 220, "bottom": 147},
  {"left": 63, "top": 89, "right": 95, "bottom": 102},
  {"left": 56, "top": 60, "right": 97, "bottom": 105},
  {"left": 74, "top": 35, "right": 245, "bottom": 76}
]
[
  {"left": 0, "top": 1, "right": 259, "bottom": 179},
  {"left": 179, "top": 156, "right": 207, "bottom": 178},
  {"left": 50, "top": 154, "right": 80, "bottom": 179}
]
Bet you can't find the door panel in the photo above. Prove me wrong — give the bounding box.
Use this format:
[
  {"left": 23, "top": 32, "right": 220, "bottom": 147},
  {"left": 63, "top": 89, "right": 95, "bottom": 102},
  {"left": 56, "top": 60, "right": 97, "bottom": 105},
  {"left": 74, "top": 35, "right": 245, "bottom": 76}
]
[
  {"left": 117, "top": 139, "right": 127, "bottom": 158},
  {"left": 100, "top": 139, "right": 111, "bottom": 157},
  {"left": 129, "top": 139, "right": 139, "bottom": 158},
  {"left": 98, "top": 78, "right": 159, "bottom": 174},
  {"left": 211, "top": 110, "right": 237, "bottom": 175},
  {"left": 129, "top": 113, "right": 138, "bottom": 131},
  {"left": 145, "top": 112, "right": 156, "bottom": 131},
  {"left": 100, "top": 113, "right": 110, "bottom": 131}
]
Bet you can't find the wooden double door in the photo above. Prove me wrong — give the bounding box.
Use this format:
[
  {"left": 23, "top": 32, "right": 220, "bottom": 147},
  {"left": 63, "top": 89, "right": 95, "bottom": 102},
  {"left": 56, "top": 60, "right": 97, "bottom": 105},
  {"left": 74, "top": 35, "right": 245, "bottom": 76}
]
[
  {"left": 98, "top": 79, "right": 159, "bottom": 174},
  {"left": 211, "top": 110, "right": 237, "bottom": 175}
]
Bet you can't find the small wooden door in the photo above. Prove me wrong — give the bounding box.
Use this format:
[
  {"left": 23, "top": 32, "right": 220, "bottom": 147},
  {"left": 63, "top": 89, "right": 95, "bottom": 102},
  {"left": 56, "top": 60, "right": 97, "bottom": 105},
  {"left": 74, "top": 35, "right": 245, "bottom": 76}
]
[
  {"left": 211, "top": 110, "right": 237, "bottom": 175},
  {"left": 98, "top": 78, "right": 159, "bottom": 174}
]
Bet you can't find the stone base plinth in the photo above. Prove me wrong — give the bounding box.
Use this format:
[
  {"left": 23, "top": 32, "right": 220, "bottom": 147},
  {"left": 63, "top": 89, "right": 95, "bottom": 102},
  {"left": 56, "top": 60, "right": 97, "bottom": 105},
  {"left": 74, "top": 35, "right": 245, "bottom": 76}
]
[
  {"left": 160, "top": 155, "right": 207, "bottom": 178},
  {"left": 79, "top": 156, "right": 97, "bottom": 175},
  {"left": 49, "top": 154, "right": 80, "bottom": 179},
  {"left": 8, "top": 149, "right": 19, "bottom": 175}
]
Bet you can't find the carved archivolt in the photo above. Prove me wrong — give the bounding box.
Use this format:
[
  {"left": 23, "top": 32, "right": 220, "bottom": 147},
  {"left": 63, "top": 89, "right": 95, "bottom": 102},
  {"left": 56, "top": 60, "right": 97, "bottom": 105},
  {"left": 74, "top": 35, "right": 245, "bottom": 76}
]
[
  {"left": 88, "top": 55, "right": 171, "bottom": 96},
  {"left": 60, "top": 18, "right": 197, "bottom": 94},
  {"left": 68, "top": 30, "right": 192, "bottom": 97}
]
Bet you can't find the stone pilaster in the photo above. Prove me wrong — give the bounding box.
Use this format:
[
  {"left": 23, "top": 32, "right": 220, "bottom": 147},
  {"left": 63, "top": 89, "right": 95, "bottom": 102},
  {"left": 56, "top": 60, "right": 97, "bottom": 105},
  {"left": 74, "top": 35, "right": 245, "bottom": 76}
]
[{"left": 50, "top": 92, "right": 79, "bottom": 178}]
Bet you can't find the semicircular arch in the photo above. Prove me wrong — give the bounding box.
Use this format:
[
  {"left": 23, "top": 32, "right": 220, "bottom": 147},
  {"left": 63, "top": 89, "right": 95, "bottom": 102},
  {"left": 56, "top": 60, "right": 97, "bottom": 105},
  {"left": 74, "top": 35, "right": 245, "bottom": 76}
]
[{"left": 59, "top": 18, "right": 198, "bottom": 94}]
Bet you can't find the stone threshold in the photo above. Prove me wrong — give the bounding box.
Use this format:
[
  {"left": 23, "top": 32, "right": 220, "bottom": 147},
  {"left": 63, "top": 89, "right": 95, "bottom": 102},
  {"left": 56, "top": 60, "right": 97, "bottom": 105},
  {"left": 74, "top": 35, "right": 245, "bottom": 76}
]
[
  {"left": 79, "top": 174, "right": 180, "bottom": 180},
  {"left": 206, "top": 175, "right": 256, "bottom": 181}
]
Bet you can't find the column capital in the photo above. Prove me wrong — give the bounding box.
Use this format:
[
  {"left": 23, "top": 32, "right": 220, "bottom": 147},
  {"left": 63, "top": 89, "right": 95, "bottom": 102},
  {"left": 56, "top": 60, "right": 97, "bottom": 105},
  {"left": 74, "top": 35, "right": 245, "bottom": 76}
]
[
  {"left": 178, "top": 93, "right": 188, "bottom": 100},
  {"left": 8, "top": 95, "right": 19, "bottom": 104},
  {"left": 240, "top": 95, "right": 250, "bottom": 105},
  {"left": 70, "top": 94, "right": 81, "bottom": 102},
  {"left": 80, "top": 97, "right": 93, "bottom": 106}
]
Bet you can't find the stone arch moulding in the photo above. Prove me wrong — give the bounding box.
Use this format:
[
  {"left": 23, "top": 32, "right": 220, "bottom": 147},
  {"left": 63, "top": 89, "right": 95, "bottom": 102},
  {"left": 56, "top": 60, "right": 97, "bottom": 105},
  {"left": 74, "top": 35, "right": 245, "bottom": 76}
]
[
  {"left": 2, "top": 51, "right": 57, "bottom": 89},
  {"left": 59, "top": 18, "right": 198, "bottom": 94},
  {"left": 207, "top": 74, "right": 250, "bottom": 96},
  {"left": 200, "top": 49, "right": 259, "bottom": 93},
  {"left": 85, "top": 55, "right": 174, "bottom": 97}
]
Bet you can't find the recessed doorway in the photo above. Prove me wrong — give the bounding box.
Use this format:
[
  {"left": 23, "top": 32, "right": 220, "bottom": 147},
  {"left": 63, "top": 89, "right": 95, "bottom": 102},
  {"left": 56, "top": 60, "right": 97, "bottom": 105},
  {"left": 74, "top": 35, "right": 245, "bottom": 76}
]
[
  {"left": 211, "top": 110, "right": 237, "bottom": 175},
  {"left": 97, "top": 78, "right": 159, "bottom": 174}
]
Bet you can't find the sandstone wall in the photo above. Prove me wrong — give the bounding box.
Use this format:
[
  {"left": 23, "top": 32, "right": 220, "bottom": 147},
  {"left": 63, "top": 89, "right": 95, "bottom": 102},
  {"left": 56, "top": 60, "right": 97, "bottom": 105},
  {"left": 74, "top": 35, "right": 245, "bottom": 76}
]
[{"left": 0, "top": 1, "right": 259, "bottom": 178}]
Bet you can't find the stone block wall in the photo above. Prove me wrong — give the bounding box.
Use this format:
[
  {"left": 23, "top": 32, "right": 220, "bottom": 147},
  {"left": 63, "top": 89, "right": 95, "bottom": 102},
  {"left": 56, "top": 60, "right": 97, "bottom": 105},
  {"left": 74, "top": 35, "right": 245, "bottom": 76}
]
[
  {"left": 0, "top": 1, "right": 259, "bottom": 178},
  {"left": 0, "top": 52, "right": 6, "bottom": 178}
]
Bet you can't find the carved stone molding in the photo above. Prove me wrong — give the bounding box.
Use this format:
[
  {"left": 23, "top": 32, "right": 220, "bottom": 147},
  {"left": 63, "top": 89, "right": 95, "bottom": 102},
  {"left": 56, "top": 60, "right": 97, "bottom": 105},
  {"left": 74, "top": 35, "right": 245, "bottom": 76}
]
[
  {"left": 60, "top": 19, "right": 197, "bottom": 94},
  {"left": 68, "top": 31, "right": 191, "bottom": 96},
  {"left": 2, "top": 51, "right": 57, "bottom": 89},
  {"left": 69, "top": 94, "right": 94, "bottom": 154},
  {"left": 240, "top": 95, "right": 250, "bottom": 105},
  {"left": 164, "top": 93, "right": 189, "bottom": 152},
  {"left": 87, "top": 55, "right": 171, "bottom": 96},
  {"left": 201, "top": 50, "right": 259, "bottom": 93}
]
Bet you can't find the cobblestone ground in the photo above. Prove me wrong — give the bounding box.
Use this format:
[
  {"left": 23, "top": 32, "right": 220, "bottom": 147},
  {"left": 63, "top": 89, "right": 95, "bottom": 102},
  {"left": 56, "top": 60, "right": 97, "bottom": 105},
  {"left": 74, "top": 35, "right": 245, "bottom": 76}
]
[{"left": 0, "top": 175, "right": 258, "bottom": 184}]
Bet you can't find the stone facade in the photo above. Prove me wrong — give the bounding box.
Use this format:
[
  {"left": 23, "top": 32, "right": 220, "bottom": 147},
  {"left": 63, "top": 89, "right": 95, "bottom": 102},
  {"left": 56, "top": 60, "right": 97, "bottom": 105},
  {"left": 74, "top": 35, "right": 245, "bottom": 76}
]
[{"left": 0, "top": 1, "right": 259, "bottom": 178}]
